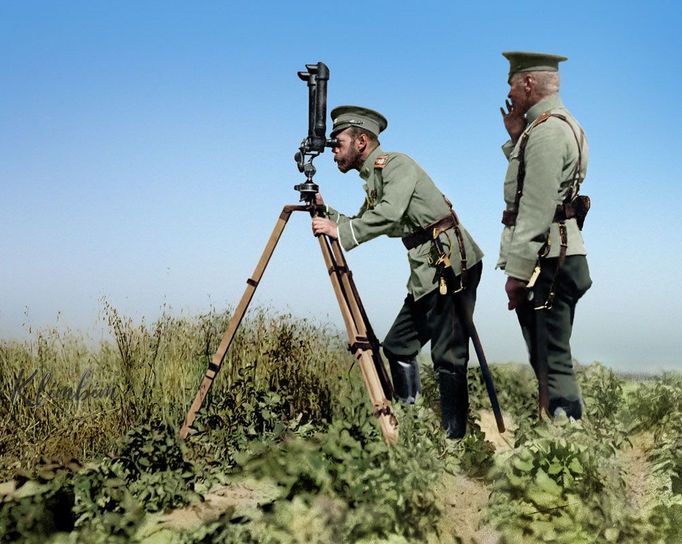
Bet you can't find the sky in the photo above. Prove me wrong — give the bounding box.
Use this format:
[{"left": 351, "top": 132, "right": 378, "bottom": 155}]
[{"left": 1, "top": 1, "right": 681, "bottom": 373}]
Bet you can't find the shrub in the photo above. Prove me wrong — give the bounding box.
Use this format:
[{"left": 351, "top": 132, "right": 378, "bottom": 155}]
[
  {"left": 486, "top": 416, "right": 668, "bottom": 543},
  {"left": 232, "top": 388, "right": 445, "bottom": 542}
]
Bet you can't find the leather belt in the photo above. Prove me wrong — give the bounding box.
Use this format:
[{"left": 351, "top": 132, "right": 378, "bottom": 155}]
[
  {"left": 501, "top": 210, "right": 517, "bottom": 226},
  {"left": 501, "top": 203, "right": 576, "bottom": 227},
  {"left": 402, "top": 213, "right": 457, "bottom": 250}
]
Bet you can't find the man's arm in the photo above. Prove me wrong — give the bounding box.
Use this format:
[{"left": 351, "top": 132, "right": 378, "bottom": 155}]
[
  {"left": 336, "top": 155, "right": 417, "bottom": 251},
  {"left": 312, "top": 193, "right": 367, "bottom": 246},
  {"left": 324, "top": 201, "right": 367, "bottom": 225}
]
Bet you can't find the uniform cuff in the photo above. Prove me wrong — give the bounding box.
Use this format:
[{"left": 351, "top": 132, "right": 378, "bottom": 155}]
[
  {"left": 504, "top": 254, "right": 536, "bottom": 281},
  {"left": 338, "top": 221, "right": 359, "bottom": 251}
]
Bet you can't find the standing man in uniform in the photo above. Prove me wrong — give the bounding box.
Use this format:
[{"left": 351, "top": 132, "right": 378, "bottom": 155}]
[
  {"left": 311, "top": 106, "right": 484, "bottom": 438},
  {"left": 498, "top": 52, "right": 592, "bottom": 419}
]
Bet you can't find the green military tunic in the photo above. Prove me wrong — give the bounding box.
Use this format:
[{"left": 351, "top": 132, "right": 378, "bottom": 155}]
[
  {"left": 497, "top": 94, "right": 589, "bottom": 281},
  {"left": 325, "top": 146, "right": 484, "bottom": 300}
]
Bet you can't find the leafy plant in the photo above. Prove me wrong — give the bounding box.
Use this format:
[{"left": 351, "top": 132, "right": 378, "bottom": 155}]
[
  {"left": 577, "top": 363, "right": 630, "bottom": 448},
  {"left": 626, "top": 373, "right": 682, "bottom": 433},
  {"left": 114, "top": 417, "right": 204, "bottom": 512},
  {"left": 234, "top": 388, "right": 445, "bottom": 542},
  {"left": 485, "top": 416, "right": 670, "bottom": 543},
  {"left": 72, "top": 459, "right": 144, "bottom": 541},
  {"left": 649, "top": 420, "right": 682, "bottom": 496},
  {"left": 579, "top": 363, "right": 624, "bottom": 424},
  {"left": 0, "top": 470, "right": 76, "bottom": 542}
]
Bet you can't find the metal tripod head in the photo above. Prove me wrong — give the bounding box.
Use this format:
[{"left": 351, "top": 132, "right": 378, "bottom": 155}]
[{"left": 293, "top": 62, "right": 338, "bottom": 205}]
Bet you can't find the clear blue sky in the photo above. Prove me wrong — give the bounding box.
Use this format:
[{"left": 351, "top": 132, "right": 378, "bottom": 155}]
[{"left": 2, "top": 1, "right": 680, "bottom": 372}]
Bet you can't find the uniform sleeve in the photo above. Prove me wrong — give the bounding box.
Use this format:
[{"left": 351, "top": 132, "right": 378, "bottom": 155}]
[
  {"left": 505, "top": 121, "right": 568, "bottom": 280},
  {"left": 325, "top": 202, "right": 366, "bottom": 225},
  {"left": 337, "top": 155, "right": 417, "bottom": 251},
  {"left": 324, "top": 202, "right": 367, "bottom": 251},
  {"left": 501, "top": 140, "right": 516, "bottom": 159}
]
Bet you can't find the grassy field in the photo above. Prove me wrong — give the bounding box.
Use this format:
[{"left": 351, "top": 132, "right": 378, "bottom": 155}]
[{"left": 0, "top": 305, "right": 680, "bottom": 543}]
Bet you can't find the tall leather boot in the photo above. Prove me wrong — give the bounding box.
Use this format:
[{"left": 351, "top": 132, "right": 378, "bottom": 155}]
[
  {"left": 388, "top": 358, "right": 421, "bottom": 404},
  {"left": 437, "top": 368, "right": 468, "bottom": 439},
  {"left": 549, "top": 398, "right": 583, "bottom": 420}
]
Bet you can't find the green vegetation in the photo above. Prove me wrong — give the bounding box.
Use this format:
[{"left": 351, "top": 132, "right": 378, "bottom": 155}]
[{"left": 0, "top": 306, "right": 680, "bottom": 542}]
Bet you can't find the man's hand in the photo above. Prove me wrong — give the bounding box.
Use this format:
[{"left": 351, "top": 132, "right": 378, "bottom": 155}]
[
  {"left": 312, "top": 217, "right": 338, "bottom": 239},
  {"left": 505, "top": 276, "right": 527, "bottom": 310},
  {"left": 314, "top": 192, "right": 325, "bottom": 207},
  {"left": 500, "top": 99, "right": 527, "bottom": 144}
]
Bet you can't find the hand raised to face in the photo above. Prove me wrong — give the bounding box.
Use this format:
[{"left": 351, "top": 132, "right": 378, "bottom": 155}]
[{"left": 500, "top": 99, "right": 527, "bottom": 144}]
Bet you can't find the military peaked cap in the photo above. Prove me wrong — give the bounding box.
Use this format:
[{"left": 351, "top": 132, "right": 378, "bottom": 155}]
[
  {"left": 503, "top": 51, "right": 567, "bottom": 81},
  {"left": 330, "top": 105, "right": 388, "bottom": 137}
]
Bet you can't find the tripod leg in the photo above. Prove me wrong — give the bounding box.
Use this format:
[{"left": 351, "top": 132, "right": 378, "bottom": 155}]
[
  {"left": 328, "top": 238, "right": 393, "bottom": 397},
  {"left": 180, "top": 206, "right": 302, "bottom": 439},
  {"left": 317, "top": 234, "right": 398, "bottom": 444}
]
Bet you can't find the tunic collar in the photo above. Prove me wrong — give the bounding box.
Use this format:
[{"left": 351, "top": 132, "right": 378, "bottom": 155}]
[
  {"left": 526, "top": 94, "right": 564, "bottom": 124},
  {"left": 359, "top": 146, "right": 384, "bottom": 180}
]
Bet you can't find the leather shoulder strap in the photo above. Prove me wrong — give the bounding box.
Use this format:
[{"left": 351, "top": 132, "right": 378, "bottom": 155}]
[
  {"left": 513, "top": 112, "right": 551, "bottom": 212},
  {"left": 546, "top": 113, "right": 586, "bottom": 201},
  {"left": 513, "top": 111, "right": 586, "bottom": 212}
]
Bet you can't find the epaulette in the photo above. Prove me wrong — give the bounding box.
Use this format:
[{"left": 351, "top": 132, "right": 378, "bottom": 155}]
[
  {"left": 519, "top": 111, "right": 554, "bottom": 141},
  {"left": 534, "top": 111, "right": 553, "bottom": 126},
  {"left": 374, "top": 155, "right": 389, "bottom": 169}
]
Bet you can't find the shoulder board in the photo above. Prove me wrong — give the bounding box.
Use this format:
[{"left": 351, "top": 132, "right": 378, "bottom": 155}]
[
  {"left": 532, "top": 111, "right": 553, "bottom": 127},
  {"left": 533, "top": 111, "right": 570, "bottom": 128},
  {"left": 374, "top": 155, "right": 389, "bottom": 169},
  {"left": 520, "top": 111, "right": 559, "bottom": 147}
]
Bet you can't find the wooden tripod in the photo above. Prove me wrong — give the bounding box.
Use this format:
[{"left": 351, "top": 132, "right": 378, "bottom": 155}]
[{"left": 179, "top": 204, "right": 399, "bottom": 444}]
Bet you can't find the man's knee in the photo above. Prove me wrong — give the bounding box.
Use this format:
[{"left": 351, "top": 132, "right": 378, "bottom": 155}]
[{"left": 382, "top": 339, "right": 416, "bottom": 362}]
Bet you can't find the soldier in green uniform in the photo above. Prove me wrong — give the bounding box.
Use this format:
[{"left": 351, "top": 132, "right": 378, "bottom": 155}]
[
  {"left": 498, "top": 52, "right": 592, "bottom": 419},
  {"left": 312, "top": 105, "right": 484, "bottom": 438}
]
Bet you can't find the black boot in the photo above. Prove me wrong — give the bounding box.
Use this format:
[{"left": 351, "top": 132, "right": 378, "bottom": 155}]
[
  {"left": 388, "top": 358, "right": 421, "bottom": 404},
  {"left": 437, "top": 369, "right": 468, "bottom": 439},
  {"left": 549, "top": 398, "right": 583, "bottom": 420}
]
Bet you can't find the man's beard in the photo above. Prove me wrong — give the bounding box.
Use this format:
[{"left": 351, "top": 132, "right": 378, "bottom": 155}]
[{"left": 335, "top": 145, "right": 363, "bottom": 173}]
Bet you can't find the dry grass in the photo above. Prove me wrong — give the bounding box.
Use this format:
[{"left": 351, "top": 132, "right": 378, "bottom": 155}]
[{"left": 0, "top": 303, "right": 355, "bottom": 479}]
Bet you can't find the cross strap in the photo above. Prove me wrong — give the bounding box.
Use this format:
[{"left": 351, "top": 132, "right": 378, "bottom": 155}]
[{"left": 510, "top": 111, "right": 586, "bottom": 219}]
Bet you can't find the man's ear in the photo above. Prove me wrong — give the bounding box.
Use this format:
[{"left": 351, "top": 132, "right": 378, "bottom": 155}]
[{"left": 356, "top": 133, "right": 369, "bottom": 151}]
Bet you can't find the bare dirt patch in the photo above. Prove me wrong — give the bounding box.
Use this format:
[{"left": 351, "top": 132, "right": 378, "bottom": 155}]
[
  {"left": 159, "top": 478, "right": 279, "bottom": 532},
  {"left": 478, "top": 409, "right": 515, "bottom": 453},
  {"left": 435, "top": 472, "right": 500, "bottom": 544},
  {"left": 619, "top": 431, "right": 662, "bottom": 514},
  {"left": 432, "top": 411, "right": 512, "bottom": 544}
]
